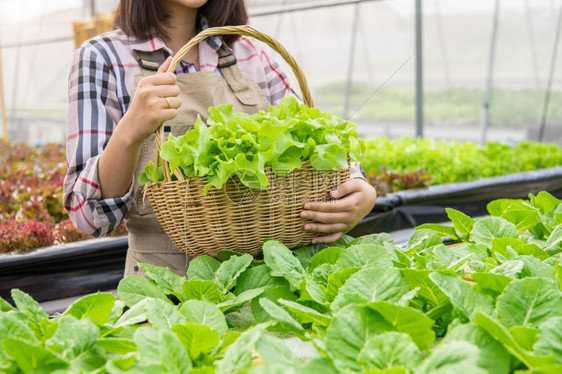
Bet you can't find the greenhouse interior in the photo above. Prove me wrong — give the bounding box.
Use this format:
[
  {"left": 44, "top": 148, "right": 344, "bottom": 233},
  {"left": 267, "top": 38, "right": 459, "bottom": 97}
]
[{"left": 1, "top": 0, "right": 562, "bottom": 373}]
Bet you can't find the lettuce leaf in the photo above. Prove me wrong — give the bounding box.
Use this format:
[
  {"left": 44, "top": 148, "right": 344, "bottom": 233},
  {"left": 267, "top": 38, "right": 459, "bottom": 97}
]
[{"left": 140, "top": 96, "right": 360, "bottom": 193}]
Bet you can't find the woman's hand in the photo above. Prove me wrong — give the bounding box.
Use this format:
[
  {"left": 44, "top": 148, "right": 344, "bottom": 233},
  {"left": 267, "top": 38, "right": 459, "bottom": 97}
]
[
  {"left": 301, "top": 178, "right": 377, "bottom": 243},
  {"left": 121, "top": 56, "right": 182, "bottom": 144}
]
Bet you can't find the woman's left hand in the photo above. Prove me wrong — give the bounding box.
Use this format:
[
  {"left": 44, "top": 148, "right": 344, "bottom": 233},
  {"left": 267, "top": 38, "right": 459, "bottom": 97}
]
[{"left": 301, "top": 178, "right": 377, "bottom": 243}]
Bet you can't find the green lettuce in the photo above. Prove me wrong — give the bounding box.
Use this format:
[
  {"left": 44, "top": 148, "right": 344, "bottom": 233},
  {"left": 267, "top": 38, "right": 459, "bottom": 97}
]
[
  {"left": 2, "top": 192, "right": 562, "bottom": 373},
  {"left": 140, "top": 96, "right": 362, "bottom": 193}
]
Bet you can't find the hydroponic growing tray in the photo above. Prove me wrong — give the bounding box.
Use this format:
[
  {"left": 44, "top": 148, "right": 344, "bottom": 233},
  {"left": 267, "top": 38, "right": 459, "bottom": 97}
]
[
  {"left": 350, "top": 166, "right": 562, "bottom": 236},
  {"left": 3, "top": 166, "right": 562, "bottom": 304}
]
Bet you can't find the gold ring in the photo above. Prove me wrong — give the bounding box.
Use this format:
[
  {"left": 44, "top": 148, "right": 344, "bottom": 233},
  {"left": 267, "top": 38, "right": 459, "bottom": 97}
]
[{"left": 165, "top": 97, "right": 171, "bottom": 109}]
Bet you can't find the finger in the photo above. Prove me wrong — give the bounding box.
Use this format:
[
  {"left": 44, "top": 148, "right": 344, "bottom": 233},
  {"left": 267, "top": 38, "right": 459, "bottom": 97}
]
[
  {"left": 330, "top": 179, "right": 364, "bottom": 199},
  {"left": 162, "top": 96, "right": 182, "bottom": 110},
  {"left": 301, "top": 210, "right": 350, "bottom": 224},
  {"left": 152, "top": 84, "right": 180, "bottom": 98},
  {"left": 304, "top": 195, "right": 357, "bottom": 213},
  {"left": 303, "top": 222, "right": 348, "bottom": 233},
  {"left": 160, "top": 108, "right": 178, "bottom": 122},
  {"left": 311, "top": 232, "right": 343, "bottom": 244},
  {"left": 157, "top": 56, "right": 174, "bottom": 73},
  {"left": 149, "top": 72, "right": 177, "bottom": 86}
]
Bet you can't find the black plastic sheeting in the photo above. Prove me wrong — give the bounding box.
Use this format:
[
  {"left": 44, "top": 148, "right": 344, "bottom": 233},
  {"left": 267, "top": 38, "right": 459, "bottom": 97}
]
[
  {"left": 0, "top": 237, "right": 128, "bottom": 304},
  {"left": 3, "top": 166, "right": 562, "bottom": 304},
  {"left": 349, "top": 166, "right": 562, "bottom": 236}
]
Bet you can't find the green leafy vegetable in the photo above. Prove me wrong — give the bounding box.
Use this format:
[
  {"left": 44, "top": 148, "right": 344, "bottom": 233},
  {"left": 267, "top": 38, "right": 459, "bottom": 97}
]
[
  {"left": 116, "top": 276, "right": 170, "bottom": 307},
  {"left": 140, "top": 96, "right": 360, "bottom": 193},
  {"left": 63, "top": 292, "right": 116, "bottom": 326},
  {"left": 430, "top": 272, "right": 494, "bottom": 322},
  {"left": 1, "top": 191, "right": 562, "bottom": 373},
  {"left": 179, "top": 300, "right": 228, "bottom": 336},
  {"left": 361, "top": 137, "right": 562, "bottom": 193},
  {"left": 495, "top": 278, "right": 562, "bottom": 327},
  {"left": 357, "top": 332, "right": 420, "bottom": 371}
]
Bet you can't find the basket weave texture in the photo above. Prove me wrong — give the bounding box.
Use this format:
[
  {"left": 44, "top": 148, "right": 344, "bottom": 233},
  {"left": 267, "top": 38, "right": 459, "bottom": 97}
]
[
  {"left": 145, "top": 25, "right": 350, "bottom": 256},
  {"left": 146, "top": 163, "right": 349, "bottom": 257}
]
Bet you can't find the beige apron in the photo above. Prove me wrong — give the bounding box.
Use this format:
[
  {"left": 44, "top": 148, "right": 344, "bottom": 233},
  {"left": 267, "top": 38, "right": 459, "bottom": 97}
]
[{"left": 124, "top": 46, "right": 270, "bottom": 277}]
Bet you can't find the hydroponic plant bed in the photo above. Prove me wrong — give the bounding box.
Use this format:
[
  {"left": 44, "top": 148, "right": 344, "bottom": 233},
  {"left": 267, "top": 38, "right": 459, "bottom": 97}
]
[
  {"left": 350, "top": 137, "right": 562, "bottom": 236},
  {"left": 0, "top": 140, "right": 127, "bottom": 254},
  {"left": 360, "top": 137, "right": 562, "bottom": 196},
  {"left": 1, "top": 191, "right": 561, "bottom": 373},
  {"left": 0, "top": 236, "right": 128, "bottom": 304},
  {"left": 3, "top": 138, "right": 562, "bottom": 305},
  {"left": 350, "top": 166, "right": 562, "bottom": 237},
  {"left": 3, "top": 135, "right": 561, "bottom": 253}
]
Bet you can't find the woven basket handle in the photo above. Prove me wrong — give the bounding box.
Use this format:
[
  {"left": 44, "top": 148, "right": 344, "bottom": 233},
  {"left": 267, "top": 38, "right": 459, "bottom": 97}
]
[{"left": 154, "top": 25, "right": 313, "bottom": 182}]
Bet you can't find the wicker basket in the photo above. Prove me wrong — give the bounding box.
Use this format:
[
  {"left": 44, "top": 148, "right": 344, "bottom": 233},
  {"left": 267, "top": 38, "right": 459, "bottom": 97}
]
[{"left": 145, "top": 25, "right": 350, "bottom": 257}]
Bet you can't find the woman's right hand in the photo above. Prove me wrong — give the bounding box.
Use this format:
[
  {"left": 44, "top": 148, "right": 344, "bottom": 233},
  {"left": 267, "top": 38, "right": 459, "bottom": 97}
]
[{"left": 122, "top": 56, "right": 182, "bottom": 144}]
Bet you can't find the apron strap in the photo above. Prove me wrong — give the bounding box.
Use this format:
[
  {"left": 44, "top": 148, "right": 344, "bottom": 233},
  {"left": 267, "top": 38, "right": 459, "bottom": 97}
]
[
  {"left": 134, "top": 50, "right": 167, "bottom": 76},
  {"left": 217, "top": 47, "right": 238, "bottom": 69},
  {"left": 217, "top": 45, "right": 261, "bottom": 106},
  {"left": 134, "top": 44, "right": 264, "bottom": 106}
]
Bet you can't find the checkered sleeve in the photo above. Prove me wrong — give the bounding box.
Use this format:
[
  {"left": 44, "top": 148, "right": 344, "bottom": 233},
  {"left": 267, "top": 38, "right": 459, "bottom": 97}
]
[
  {"left": 259, "top": 48, "right": 292, "bottom": 105},
  {"left": 63, "top": 41, "right": 133, "bottom": 237}
]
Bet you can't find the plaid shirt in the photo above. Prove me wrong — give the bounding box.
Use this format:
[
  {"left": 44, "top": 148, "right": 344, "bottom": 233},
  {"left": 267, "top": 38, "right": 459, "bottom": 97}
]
[{"left": 64, "top": 28, "right": 363, "bottom": 237}]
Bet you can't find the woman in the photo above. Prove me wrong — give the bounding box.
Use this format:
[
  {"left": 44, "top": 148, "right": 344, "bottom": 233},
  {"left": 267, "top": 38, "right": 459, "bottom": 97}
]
[{"left": 63, "top": 0, "right": 376, "bottom": 277}]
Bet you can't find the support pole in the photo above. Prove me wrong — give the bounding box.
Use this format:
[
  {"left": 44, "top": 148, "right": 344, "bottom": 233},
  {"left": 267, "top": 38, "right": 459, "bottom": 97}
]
[
  {"left": 415, "top": 0, "right": 424, "bottom": 137},
  {"left": 10, "top": 1, "right": 25, "bottom": 141},
  {"left": 0, "top": 45, "right": 8, "bottom": 142},
  {"left": 480, "top": 0, "right": 500, "bottom": 146},
  {"left": 343, "top": 2, "right": 360, "bottom": 119},
  {"left": 538, "top": 0, "right": 562, "bottom": 142}
]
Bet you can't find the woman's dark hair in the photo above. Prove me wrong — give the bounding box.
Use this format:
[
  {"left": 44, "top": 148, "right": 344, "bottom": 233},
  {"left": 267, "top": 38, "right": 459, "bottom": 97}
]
[{"left": 114, "top": 0, "right": 248, "bottom": 45}]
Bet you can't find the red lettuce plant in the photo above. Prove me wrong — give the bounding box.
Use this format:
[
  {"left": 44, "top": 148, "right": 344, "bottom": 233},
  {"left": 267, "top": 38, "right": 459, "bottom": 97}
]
[
  {"left": 0, "top": 220, "right": 55, "bottom": 253},
  {"left": 0, "top": 140, "right": 126, "bottom": 253},
  {"left": 367, "top": 167, "right": 432, "bottom": 196}
]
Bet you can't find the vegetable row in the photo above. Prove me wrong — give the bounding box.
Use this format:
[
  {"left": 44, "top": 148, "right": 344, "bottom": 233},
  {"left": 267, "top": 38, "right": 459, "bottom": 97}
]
[
  {"left": 0, "top": 140, "right": 125, "bottom": 253},
  {"left": 2, "top": 191, "right": 562, "bottom": 373},
  {"left": 361, "top": 137, "right": 562, "bottom": 195}
]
